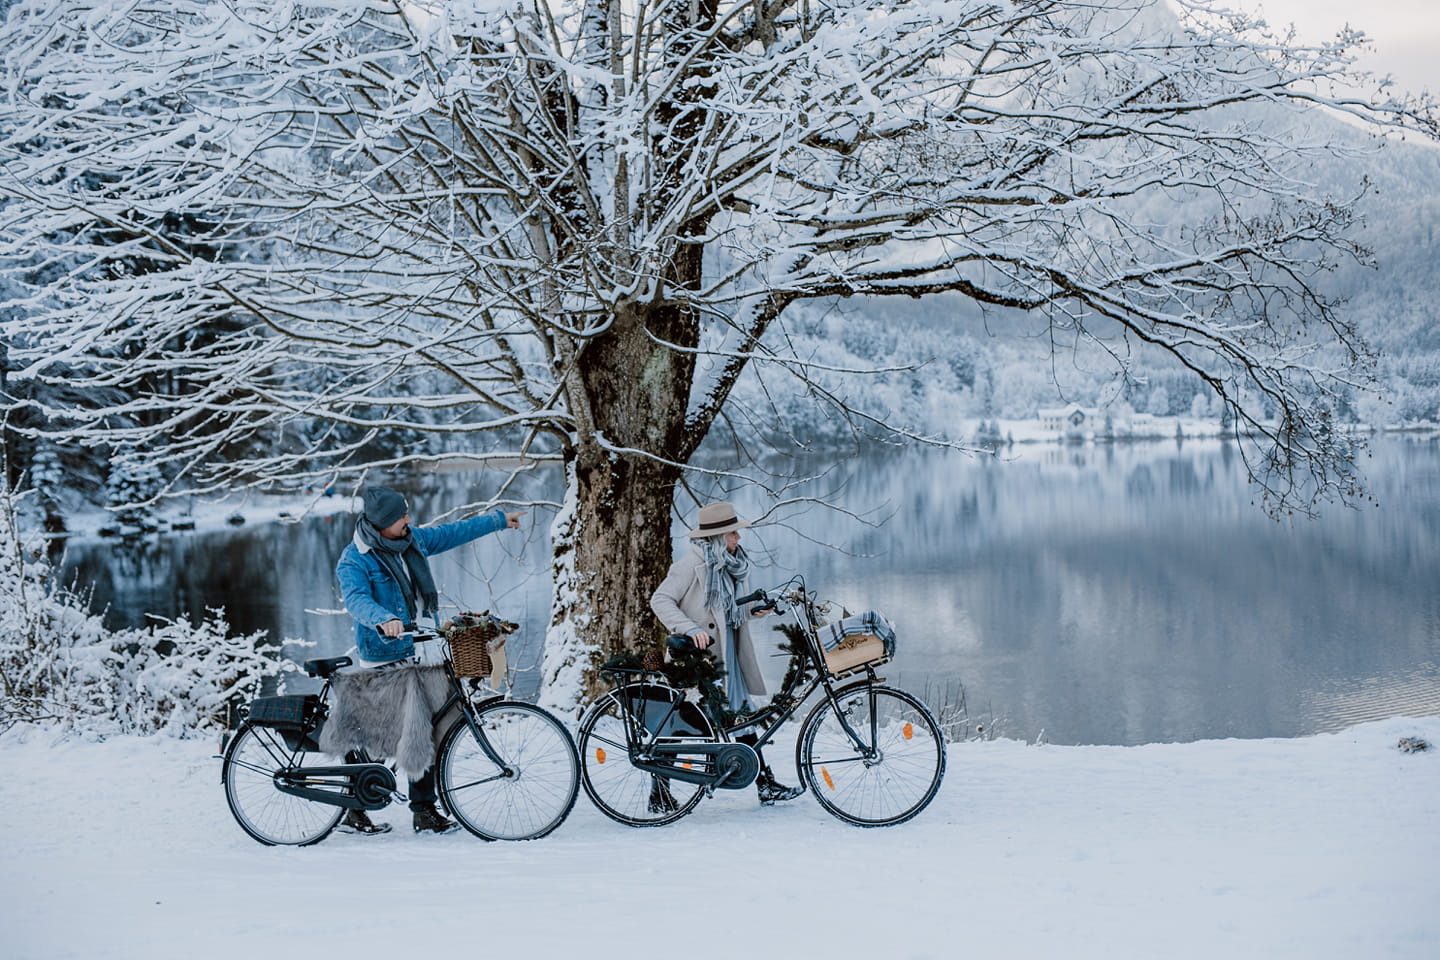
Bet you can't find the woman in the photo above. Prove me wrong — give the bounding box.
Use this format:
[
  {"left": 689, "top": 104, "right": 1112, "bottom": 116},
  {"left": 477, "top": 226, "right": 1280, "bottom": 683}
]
[{"left": 650, "top": 501, "right": 802, "bottom": 805}]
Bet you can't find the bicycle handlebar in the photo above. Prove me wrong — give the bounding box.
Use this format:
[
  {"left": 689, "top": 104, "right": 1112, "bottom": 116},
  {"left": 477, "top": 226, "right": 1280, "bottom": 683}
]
[
  {"left": 738, "top": 587, "right": 782, "bottom": 615},
  {"left": 378, "top": 627, "right": 442, "bottom": 643}
]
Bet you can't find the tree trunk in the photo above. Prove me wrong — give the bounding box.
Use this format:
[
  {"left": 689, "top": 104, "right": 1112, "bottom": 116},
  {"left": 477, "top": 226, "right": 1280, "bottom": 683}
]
[{"left": 538, "top": 293, "right": 701, "bottom": 710}]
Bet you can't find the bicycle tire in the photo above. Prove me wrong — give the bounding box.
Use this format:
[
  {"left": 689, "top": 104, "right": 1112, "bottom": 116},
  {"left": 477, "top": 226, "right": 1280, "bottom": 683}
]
[
  {"left": 577, "top": 687, "right": 710, "bottom": 827},
  {"left": 222, "top": 723, "right": 345, "bottom": 846},
  {"left": 436, "top": 699, "right": 580, "bottom": 841},
  {"left": 796, "top": 682, "right": 946, "bottom": 827}
]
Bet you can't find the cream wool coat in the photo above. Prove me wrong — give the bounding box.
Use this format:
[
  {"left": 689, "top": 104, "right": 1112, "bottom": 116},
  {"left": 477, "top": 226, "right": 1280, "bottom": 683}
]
[{"left": 649, "top": 543, "right": 767, "bottom": 697}]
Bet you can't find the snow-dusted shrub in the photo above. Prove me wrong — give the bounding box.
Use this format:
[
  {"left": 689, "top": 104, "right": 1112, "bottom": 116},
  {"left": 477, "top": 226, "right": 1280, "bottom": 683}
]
[
  {"left": 102, "top": 458, "right": 165, "bottom": 531},
  {"left": 1, "top": 491, "right": 292, "bottom": 736}
]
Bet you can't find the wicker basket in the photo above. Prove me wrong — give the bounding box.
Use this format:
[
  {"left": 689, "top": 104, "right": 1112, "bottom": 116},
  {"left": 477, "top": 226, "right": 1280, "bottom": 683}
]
[{"left": 443, "top": 612, "right": 518, "bottom": 680}]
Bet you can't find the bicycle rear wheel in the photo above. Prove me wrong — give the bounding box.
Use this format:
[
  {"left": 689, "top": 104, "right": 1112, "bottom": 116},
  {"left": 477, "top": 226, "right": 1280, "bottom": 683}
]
[
  {"left": 796, "top": 683, "right": 946, "bottom": 827},
  {"left": 577, "top": 688, "right": 710, "bottom": 827},
  {"left": 436, "top": 700, "right": 580, "bottom": 841},
  {"left": 222, "top": 723, "right": 344, "bottom": 846}
]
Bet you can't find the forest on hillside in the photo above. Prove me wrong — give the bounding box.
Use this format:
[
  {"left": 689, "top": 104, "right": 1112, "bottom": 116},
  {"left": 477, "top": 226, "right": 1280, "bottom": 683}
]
[{"left": 720, "top": 131, "right": 1440, "bottom": 452}]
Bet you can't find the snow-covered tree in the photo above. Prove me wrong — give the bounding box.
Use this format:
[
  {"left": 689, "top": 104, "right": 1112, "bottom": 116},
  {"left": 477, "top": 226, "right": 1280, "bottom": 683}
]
[
  {"left": 0, "top": 0, "right": 1434, "bottom": 704},
  {"left": 1148, "top": 385, "right": 1172, "bottom": 417},
  {"left": 102, "top": 459, "right": 164, "bottom": 533}
]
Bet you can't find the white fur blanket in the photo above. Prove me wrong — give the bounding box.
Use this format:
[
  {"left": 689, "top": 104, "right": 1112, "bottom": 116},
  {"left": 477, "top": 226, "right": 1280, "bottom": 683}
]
[{"left": 318, "top": 664, "right": 454, "bottom": 780}]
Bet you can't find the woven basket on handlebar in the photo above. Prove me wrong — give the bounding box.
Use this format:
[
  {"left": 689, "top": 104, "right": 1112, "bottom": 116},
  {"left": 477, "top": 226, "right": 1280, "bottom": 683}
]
[{"left": 443, "top": 612, "right": 518, "bottom": 679}]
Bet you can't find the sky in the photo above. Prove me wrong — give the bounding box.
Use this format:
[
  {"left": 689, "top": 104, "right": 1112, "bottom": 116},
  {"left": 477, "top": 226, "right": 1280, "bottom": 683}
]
[
  {"left": 1225, "top": 0, "right": 1440, "bottom": 96},
  {"left": 3, "top": 715, "right": 1437, "bottom": 959}
]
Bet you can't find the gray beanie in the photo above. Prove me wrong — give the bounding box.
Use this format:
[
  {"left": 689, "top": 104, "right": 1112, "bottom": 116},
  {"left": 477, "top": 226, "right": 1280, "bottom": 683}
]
[{"left": 362, "top": 486, "right": 408, "bottom": 529}]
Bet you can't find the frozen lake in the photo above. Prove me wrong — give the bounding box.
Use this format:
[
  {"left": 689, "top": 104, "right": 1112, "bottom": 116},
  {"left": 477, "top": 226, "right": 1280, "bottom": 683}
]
[{"left": 60, "top": 434, "right": 1440, "bottom": 745}]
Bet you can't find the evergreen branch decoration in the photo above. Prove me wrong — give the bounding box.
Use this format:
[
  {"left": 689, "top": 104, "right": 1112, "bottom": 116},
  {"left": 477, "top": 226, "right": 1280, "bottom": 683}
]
[{"left": 769, "top": 622, "right": 817, "bottom": 713}]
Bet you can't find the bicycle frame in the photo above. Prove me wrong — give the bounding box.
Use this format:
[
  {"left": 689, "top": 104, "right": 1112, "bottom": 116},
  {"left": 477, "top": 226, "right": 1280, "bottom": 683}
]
[
  {"left": 602, "top": 576, "right": 887, "bottom": 768},
  {"left": 227, "top": 640, "right": 514, "bottom": 806},
  {"left": 582, "top": 576, "right": 943, "bottom": 829},
  {"left": 724, "top": 578, "right": 890, "bottom": 755},
  {"left": 224, "top": 627, "right": 583, "bottom": 845},
  {"left": 411, "top": 634, "right": 516, "bottom": 780}
]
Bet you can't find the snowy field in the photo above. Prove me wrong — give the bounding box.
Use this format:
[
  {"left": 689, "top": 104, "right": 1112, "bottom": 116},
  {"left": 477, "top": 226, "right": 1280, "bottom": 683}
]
[{"left": 3, "top": 716, "right": 1438, "bottom": 960}]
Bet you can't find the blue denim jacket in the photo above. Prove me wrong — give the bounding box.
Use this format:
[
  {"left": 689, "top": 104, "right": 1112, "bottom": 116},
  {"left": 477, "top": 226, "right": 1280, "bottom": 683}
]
[{"left": 335, "top": 508, "right": 507, "bottom": 663}]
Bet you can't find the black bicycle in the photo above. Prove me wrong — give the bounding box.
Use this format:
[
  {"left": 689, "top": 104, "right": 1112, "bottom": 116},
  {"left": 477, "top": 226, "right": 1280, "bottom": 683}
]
[
  {"left": 220, "top": 629, "right": 580, "bottom": 845},
  {"left": 576, "top": 577, "right": 946, "bottom": 827}
]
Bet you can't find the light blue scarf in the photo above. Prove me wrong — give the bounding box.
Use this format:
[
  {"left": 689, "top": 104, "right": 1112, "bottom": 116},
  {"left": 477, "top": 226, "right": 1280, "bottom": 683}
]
[{"left": 701, "top": 536, "right": 751, "bottom": 629}]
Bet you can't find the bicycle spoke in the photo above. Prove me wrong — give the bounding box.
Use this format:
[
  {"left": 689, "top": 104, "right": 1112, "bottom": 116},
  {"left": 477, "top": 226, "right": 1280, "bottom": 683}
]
[
  {"left": 438, "top": 702, "right": 579, "bottom": 841},
  {"left": 798, "top": 684, "right": 946, "bottom": 827},
  {"left": 222, "top": 725, "right": 344, "bottom": 846},
  {"left": 578, "top": 687, "right": 709, "bottom": 827}
]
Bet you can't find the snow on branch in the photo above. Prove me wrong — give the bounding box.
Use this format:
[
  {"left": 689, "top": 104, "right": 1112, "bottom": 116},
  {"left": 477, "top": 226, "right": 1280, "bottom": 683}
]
[{"left": 0, "top": 0, "right": 1432, "bottom": 526}]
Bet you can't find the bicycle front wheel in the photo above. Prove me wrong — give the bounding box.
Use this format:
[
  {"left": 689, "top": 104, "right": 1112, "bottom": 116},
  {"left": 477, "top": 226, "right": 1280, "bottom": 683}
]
[
  {"left": 797, "top": 683, "right": 946, "bottom": 827},
  {"left": 436, "top": 700, "right": 580, "bottom": 841},
  {"left": 222, "top": 724, "right": 344, "bottom": 846},
  {"left": 577, "top": 688, "right": 710, "bottom": 827}
]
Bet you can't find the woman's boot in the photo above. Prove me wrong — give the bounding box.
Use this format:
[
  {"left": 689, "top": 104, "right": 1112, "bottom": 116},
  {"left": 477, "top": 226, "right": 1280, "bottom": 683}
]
[
  {"left": 737, "top": 733, "right": 803, "bottom": 805},
  {"left": 755, "top": 767, "right": 804, "bottom": 805}
]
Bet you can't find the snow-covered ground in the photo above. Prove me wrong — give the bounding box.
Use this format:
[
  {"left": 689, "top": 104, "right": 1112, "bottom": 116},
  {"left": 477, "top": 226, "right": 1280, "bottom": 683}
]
[{"left": 4, "top": 716, "right": 1437, "bottom": 960}]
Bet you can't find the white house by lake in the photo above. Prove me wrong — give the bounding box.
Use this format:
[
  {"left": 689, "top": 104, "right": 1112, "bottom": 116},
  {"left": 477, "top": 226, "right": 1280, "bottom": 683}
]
[
  {"left": 1036, "top": 403, "right": 1092, "bottom": 433},
  {"left": 1030, "top": 405, "right": 1176, "bottom": 442}
]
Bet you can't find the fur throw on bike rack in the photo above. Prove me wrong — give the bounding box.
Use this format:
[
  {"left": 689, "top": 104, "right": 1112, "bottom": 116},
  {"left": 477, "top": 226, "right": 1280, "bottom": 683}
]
[{"left": 318, "top": 663, "right": 453, "bottom": 781}]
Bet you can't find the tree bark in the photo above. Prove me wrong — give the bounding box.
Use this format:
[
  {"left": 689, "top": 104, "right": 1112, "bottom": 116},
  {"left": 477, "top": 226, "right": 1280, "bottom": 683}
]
[{"left": 540, "top": 293, "right": 700, "bottom": 709}]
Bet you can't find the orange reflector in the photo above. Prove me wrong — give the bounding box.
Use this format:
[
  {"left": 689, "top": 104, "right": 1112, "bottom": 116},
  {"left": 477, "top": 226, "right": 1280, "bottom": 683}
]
[
  {"left": 822, "top": 766, "right": 835, "bottom": 791},
  {"left": 683, "top": 762, "right": 693, "bottom": 770},
  {"left": 596, "top": 747, "right": 606, "bottom": 764},
  {"left": 903, "top": 722, "right": 913, "bottom": 740}
]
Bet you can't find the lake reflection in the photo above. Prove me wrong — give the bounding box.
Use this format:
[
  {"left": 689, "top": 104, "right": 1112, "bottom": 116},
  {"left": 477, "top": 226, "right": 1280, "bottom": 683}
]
[
  {"left": 746, "top": 436, "right": 1440, "bottom": 745},
  {"left": 60, "top": 436, "right": 1440, "bottom": 745}
]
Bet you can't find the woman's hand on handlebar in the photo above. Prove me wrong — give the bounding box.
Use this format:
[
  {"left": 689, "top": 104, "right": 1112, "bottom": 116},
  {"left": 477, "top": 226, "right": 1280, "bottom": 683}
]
[
  {"left": 688, "top": 630, "right": 712, "bottom": 649},
  {"left": 738, "top": 588, "right": 778, "bottom": 618}
]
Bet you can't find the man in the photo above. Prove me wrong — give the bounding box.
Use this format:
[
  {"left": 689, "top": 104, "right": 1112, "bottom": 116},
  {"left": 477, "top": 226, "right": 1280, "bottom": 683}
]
[{"left": 335, "top": 485, "right": 524, "bottom": 835}]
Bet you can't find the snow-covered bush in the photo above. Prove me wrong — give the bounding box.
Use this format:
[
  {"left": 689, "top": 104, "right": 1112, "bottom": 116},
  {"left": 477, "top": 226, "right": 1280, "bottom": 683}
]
[
  {"left": 103, "top": 457, "right": 165, "bottom": 532},
  {"left": 1, "top": 486, "right": 293, "bottom": 736}
]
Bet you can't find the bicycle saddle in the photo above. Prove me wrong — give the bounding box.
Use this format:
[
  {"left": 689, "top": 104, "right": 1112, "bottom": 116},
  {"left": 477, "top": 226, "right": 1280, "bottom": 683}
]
[{"left": 304, "top": 656, "right": 354, "bottom": 679}]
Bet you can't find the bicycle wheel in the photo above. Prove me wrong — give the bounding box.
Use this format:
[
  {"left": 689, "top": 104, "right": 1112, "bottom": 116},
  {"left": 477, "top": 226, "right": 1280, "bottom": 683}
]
[
  {"left": 796, "top": 682, "right": 946, "bottom": 827},
  {"left": 436, "top": 700, "right": 580, "bottom": 841},
  {"left": 222, "top": 723, "right": 344, "bottom": 846},
  {"left": 577, "top": 688, "right": 711, "bottom": 827}
]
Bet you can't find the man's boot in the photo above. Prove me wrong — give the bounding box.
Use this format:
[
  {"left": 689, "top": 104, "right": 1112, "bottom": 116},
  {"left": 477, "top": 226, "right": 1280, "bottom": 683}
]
[
  {"left": 412, "top": 802, "right": 459, "bottom": 834},
  {"left": 340, "top": 808, "right": 392, "bottom": 835}
]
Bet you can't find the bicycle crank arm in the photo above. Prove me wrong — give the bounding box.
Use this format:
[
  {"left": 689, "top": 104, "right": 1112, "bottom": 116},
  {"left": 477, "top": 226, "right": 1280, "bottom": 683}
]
[{"left": 273, "top": 763, "right": 397, "bottom": 811}]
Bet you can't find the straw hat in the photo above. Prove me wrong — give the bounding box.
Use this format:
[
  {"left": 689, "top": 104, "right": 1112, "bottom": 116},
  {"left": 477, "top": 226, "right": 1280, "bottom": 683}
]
[{"left": 687, "top": 501, "right": 752, "bottom": 538}]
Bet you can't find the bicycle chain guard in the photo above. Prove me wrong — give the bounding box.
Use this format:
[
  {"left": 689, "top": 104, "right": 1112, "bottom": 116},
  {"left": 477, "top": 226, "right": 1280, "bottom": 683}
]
[
  {"left": 633, "top": 741, "right": 760, "bottom": 790},
  {"left": 273, "top": 762, "right": 398, "bottom": 811}
]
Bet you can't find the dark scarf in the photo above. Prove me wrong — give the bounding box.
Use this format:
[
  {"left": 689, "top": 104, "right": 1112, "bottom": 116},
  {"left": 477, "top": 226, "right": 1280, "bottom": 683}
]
[{"left": 355, "top": 519, "right": 438, "bottom": 625}]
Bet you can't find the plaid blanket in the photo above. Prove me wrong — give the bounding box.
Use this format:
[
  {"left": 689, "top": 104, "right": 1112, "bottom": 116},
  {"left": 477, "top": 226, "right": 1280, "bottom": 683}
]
[{"left": 821, "top": 611, "right": 896, "bottom": 656}]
